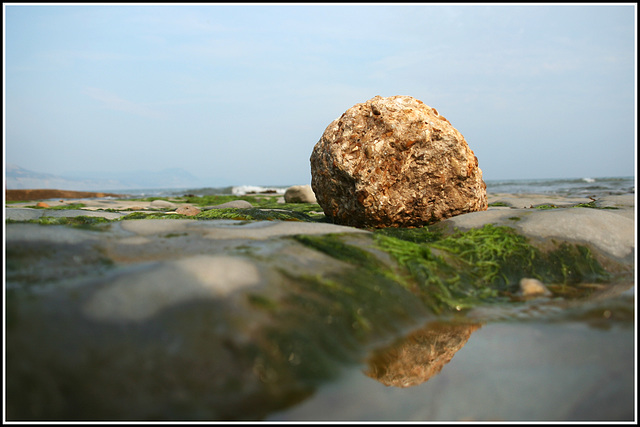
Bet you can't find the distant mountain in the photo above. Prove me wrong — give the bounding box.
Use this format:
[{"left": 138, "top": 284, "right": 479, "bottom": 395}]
[{"left": 5, "top": 164, "right": 207, "bottom": 191}]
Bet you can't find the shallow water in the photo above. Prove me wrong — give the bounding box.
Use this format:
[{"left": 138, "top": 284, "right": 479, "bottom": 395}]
[
  {"left": 485, "top": 176, "right": 635, "bottom": 197},
  {"left": 265, "top": 283, "right": 635, "bottom": 422},
  {"left": 102, "top": 176, "right": 635, "bottom": 199},
  {"left": 267, "top": 319, "right": 634, "bottom": 421}
]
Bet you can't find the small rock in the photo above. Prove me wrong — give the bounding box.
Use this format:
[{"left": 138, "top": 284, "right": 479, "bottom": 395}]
[
  {"left": 175, "top": 205, "right": 201, "bottom": 216},
  {"left": 36, "top": 202, "right": 50, "bottom": 208},
  {"left": 284, "top": 185, "right": 317, "bottom": 204},
  {"left": 519, "top": 278, "right": 552, "bottom": 297}
]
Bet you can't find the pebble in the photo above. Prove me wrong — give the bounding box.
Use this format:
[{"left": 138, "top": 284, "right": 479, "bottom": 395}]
[
  {"left": 519, "top": 278, "right": 552, "bottom": 297},
  {"left": 175, "top": 205, "right": 201, "bottom": 216}
]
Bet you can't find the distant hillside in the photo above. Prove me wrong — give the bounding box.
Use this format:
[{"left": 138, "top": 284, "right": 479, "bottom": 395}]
[{"left": 5, "top": 164, "right": 206, "bottom": 191}]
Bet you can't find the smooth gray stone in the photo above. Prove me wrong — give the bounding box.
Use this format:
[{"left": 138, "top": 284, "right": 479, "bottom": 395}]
[
  {"left": 437, "top": 207, "right": 635, "bottom": 262},
  {"left": 5, "top": 208, "right": 44, "bottom": 221},
  {"left": 116, "top": 218, "right": 369, "bottom": 240},
  {"left": 5, "top": 208, "right": 125, "bottom": 221}
]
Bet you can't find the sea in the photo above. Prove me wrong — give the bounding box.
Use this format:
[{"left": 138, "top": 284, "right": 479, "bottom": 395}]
[{"left": 106, "top": 176, "right": 635, "bottom": 200}]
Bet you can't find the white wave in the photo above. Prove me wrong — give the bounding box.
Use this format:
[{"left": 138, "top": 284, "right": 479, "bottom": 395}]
[
  {"left": 231, "top": 185, "right": 287, "bottom": 196},
  {"left": 582, "top": 177, "right": 596, "bottom": 183}
]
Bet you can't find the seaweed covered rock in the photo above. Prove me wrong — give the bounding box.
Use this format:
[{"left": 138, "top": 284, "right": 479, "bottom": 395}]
[{"left": 310, "top": 95, "right": 488, "bottom": 228}]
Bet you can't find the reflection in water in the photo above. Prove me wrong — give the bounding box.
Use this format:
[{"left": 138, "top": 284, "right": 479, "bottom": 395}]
[{"left": 364, "top": 321, "right": 481, "bottom": 388}]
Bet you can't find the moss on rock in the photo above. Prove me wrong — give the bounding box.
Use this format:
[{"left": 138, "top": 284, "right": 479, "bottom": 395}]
[
  {"left": 289, "top": 225, "right": 612, "bottom": 316},
  {"left": 6, "top": 215, "right": 112, "bottom": 231}
]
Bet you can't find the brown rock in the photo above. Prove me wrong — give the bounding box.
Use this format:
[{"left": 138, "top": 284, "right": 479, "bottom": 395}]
[
  {"left": 310, "top": 95, "right": 488, "bottom": 228},
  {"left": 36, "top": 202, "right": 50, "bottom": 208},
  {"left": 364, "top": 322, "right": 481, "bottom": 387},
  {"left": 175, "top": 205, "right": 201, "bottom": 216}
]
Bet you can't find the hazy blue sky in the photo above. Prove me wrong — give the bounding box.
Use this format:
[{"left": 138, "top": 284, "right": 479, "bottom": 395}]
[{"left": 4, "top": 3, "right": 636, "bottom": 186}]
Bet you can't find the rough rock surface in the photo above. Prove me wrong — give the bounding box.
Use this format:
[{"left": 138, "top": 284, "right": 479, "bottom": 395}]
[
  {"left": 284, "top": 185, "right": 317, "bottom": 204},
  {"left": 310, "top": 95, "right": 487, "bottom": 228}
]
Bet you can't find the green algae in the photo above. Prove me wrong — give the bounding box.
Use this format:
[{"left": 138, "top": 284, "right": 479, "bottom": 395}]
[
  {"left": 292, "top": 234, "right": 383, "bottom": 267},
  {"left": 26, "top": 203, "right": 87, "bottom": 210},
  {"left": 181, "top": 194, "right": 325, "bottom": 218},
  {"left": 243, "top": 225, "right": 614, "bottom": 401},
  {"left": 373, "top": 226, "right": 443, "bottom": 244},
  {"left": 8, "top": 192, "right": 326, "bottom": 225},
  {"left": 6, "top": 215, "right": 112, "bottom": 231},
  {"left": 288, "top": 225, "right": 612, "bottom": 316},
  {"left": 573, "top": 200, "right": 619, "bottom": 209},
  {"left": 163, "top": 232, "right": 188, "bottom": 238},
  {"left": 531, "top": 201, "right": 620, "bottom": 210},
  {"left": 246, "top": 261, "right": 429, "bottom": 388},
  {"left": 235, "top": 233, "right": 435, "bottom": 392},
  {"left": 373, "top": 224, "right": 610, "bottom": 313},
  {"left": 197, "top": 208, "right": 316, "bottom": 222},
  {"left": 247, "top": 294, "right": 279, "bottom": 312},
  {"left": 237, "top": 223, "right": 612, "bottom": 397},
  {"left": 117, "top": 207, "right": 320, "bottom": 222},
  {"left": 120, "top": 212, "right": 186, "bottom": 220}
]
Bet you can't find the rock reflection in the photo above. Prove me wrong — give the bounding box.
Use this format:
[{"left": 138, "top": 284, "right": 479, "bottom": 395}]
[{"left": 364, "top": 321, "right": 481, "bottom": 388}]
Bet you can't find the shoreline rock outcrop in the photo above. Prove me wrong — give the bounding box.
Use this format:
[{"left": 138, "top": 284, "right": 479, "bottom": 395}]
[
  {"left": 5, "top": 189, "right": 123, "bottom": 201},
  {"left": 310, "top": 95, "right": 488, "bottom": 228}
]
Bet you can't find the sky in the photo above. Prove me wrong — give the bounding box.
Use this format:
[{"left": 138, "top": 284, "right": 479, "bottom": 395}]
[{"left": 3, "top": 3, "right": 637, "bottom": 187}]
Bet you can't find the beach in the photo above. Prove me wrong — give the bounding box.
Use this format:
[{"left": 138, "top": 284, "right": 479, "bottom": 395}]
[{"left": 4, "top": 182, "right": 636, "bottom": 421}]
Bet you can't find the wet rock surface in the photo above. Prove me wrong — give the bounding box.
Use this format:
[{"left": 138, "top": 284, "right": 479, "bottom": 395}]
[
  {"left": 310, "top": 95, "right": 487, "bottom": 228},
  {"left": 4, "top": 192, "right": 635, "bottom": 421}
]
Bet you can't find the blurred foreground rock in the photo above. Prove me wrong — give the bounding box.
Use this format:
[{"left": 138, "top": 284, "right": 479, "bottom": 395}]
[{"left": 4, "top": 192, "right": 635, "bottom": 421}]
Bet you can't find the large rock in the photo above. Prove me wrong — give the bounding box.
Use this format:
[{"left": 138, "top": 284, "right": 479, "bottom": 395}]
[{"left": 310, "top": 95, "right": 488, "bottom": 228}]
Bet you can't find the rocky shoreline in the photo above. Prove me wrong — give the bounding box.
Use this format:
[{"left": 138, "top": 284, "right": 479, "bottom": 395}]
[
  {"left": 4, "top": 190, "right": 635, "bottom": 421},
  {"left": 6, "top": 188, "right": 125, "bottom": 201}
]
